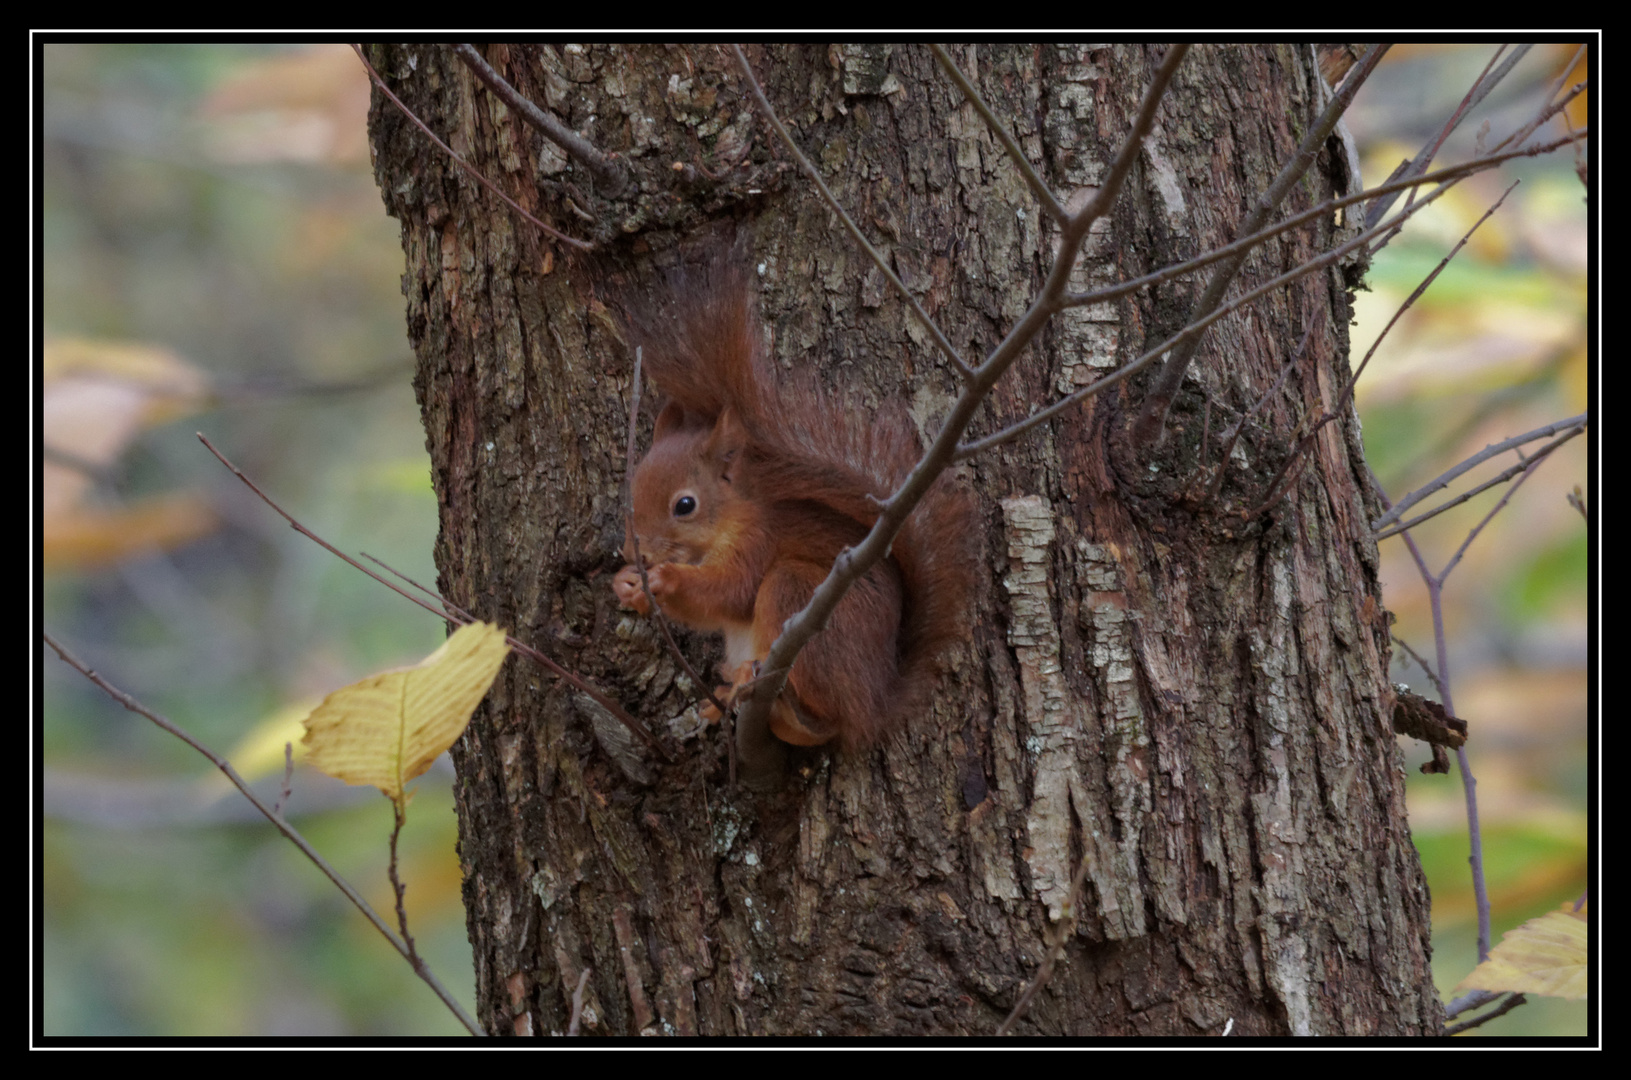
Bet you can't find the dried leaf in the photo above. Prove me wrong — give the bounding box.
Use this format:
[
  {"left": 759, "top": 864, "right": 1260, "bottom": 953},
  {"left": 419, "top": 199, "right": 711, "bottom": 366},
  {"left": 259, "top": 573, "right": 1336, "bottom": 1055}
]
[
  {"left": 1454, "top": 902, "right": 1588, "bottom": 1001},
  {"left": 1391, "top": 687, "right": 1467, "bottom": 748}
]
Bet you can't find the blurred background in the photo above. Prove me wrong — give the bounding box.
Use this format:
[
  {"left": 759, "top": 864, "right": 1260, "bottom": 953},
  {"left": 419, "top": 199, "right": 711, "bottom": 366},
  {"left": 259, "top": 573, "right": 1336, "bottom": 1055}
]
[
  {"left": 41, "top": 43, "right": 464, "bottom": 1036},
  {"left": 1343, "top": 43, "right": 1589, "bottom": 1038},
  {"left": 38, "top": 43, "right": 1589, "bottom": 1036}
]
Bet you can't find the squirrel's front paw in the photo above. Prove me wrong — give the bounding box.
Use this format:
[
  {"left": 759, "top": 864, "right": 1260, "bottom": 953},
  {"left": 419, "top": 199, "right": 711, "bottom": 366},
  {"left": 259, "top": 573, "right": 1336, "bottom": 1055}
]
[{"left": 612, "top": 565, "right": 652, "bottom": 613}]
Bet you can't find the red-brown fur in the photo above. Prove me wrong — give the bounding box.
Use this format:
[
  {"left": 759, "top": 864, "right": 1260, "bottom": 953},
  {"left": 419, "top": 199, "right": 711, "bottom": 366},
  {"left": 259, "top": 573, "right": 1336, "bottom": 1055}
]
[{"left": 613, "top": 264, "right": 974, "bottom": 752}]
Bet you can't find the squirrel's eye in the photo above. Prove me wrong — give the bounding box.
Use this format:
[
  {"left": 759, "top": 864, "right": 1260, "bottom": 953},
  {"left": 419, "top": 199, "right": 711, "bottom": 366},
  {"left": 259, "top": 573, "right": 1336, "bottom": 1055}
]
[{"left": 673, "top": 494, "right": 698, "bottom": 518}]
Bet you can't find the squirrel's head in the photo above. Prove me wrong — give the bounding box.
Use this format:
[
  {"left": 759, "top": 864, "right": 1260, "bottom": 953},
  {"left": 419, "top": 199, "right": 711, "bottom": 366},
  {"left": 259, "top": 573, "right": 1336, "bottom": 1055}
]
[{"left": 624, "top": 403, "right": 750, "bottom": 566}]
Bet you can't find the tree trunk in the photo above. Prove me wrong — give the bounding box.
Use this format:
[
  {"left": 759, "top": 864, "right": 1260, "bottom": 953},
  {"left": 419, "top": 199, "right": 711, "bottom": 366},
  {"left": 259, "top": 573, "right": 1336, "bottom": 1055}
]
[{"left": 367, "top": 42, "right": 1441, "bottom": 1037}]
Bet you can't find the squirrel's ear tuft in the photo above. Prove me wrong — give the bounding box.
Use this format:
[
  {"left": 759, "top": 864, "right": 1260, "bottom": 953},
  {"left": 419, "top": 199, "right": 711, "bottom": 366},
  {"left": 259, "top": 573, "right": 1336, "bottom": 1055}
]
[
  {"left": 653, "top": 401, "right": 689, "bottom": 440},
  {"left": 709, "top": 406, "right": 750, "bottom": 478}
]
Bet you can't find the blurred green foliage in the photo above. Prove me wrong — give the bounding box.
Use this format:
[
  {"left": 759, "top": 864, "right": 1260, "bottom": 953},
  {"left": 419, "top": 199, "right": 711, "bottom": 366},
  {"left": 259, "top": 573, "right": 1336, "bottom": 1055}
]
[
  {"left": 1348, "top": 44, "right": 1589, "bottom": 1038},
  {"left": 42, "top": 42, "right": 467, "bottom": 1036}
]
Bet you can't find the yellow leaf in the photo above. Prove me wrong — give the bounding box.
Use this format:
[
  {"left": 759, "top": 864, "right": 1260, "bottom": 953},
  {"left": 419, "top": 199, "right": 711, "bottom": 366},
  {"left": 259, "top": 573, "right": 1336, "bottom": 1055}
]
[
  {"left": 1454, "top": 902, "right": 1588, "bottom": 1001},
  {"left": 301, "top": 623, "right": 510, "bottom": 808}
]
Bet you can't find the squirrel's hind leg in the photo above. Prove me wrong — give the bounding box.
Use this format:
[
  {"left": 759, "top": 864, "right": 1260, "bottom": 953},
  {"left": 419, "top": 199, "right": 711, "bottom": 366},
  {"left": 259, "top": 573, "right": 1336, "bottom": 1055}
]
[{"left": 753, "top": 561, "right": 904, "bottom": 751}]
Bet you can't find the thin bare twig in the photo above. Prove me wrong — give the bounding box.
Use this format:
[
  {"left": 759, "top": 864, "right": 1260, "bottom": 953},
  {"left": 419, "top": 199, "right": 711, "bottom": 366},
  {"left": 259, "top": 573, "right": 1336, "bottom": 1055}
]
[
  {"left": 1443, "top": 987, "right": 1503, "bottom": 1020},
  {"left": 996, "top": 853, "right": 1095, "bottom": 1035},
  {"left": 977, "top": 133, "right": 1578, "bottom": 464},
  {"left": 1358, "top": 180, "right": 1516, "bottom": 378},
  {"left": 1459, "top": 728, "right": 1493, "bottom": 955},
  {"left": 200, "top": 435, "right": 449, "bottom": 614},
  {"left": 1566, "top": 484, "right": 1587, "bottom": 519},
  {"left": 1065, "top": 45, "right": 1192, "bottom": 237},
  {"left": 1444, "top": 993, "right": 1528, "bottom": 1035},
  {"left": 1197, "top": 395, "right": 1212, "bottom": 475},
  {"left": 1374, "top": 426, "right": 1583, "bottom": 542},
  {"left": 1358, "top": 67, "right": 1585, "bottom": 985},
  {"left": 730, "top": 45, "right": 975, "bottom": 382},
  {"left": 1372, "top": 474, "right": 1495, "bottom": 964},
  {"left": 624, "top": 344, "right": 643, "bottom": 504},
  {"left": 1373, "top": 78, "right": 1585, "bottom": 266},
  {"left": 1061, "top": 134, "right": 1584, "bottom": 314},
  {"left": 1439, "top": 444, "right": 1556, "bottom": 579},
  {"left": 1132, "top": 43, "right": 1390, "bottom": 447},
  {"left": 388, "top": 802, "right": 420, "bottom": 965},
  {"left": 1365, "top": 44, "right": 1529, "bottom": 229},
  {"left": 567, "top": 967, "right": 593, "bottom": 1036},
  {"left": 453, "top": 44, "right": 628, "bottom": 195},
  {"left": 1245, "top": 180, "right": 1519, "bottom": 518},
  {"left": 198, "top": 433, "right": 669, "bottom": 761},
  {"left": 358, "top": 552, "right": 460, "bottom": 618},
  {"left": 959, "top": 159, "right": 1463, "bottom": 460},
  {"left": 353, "top": 548, "right": 670, "bottom": 760},
  {"left": 1390, "top": 635, "right": 1447, "bottom": 700},
  {"left": 1199, "top": 315, "right": 1318, "bottom": 503},
  {"left": 1370, "top": 414, "right": 1588, "bottom": 533},
  {"left": 1397, "top": 46, "right": 1515, "bottom": 213},
  {"left": 43, "top": 632, "right": 483, "bottom": 1037},
  {"left": 1490, "top": 80, "right": 1587, "bottom": 162},
  {"left": 352, "top": 44, "right": 591, "bottom": 252},
  {"left": 273, "top": 741, "right": 295, "bottom": 816},
  {"left": 1543, "top": 44, "right": 1588, "bottom": 115}
]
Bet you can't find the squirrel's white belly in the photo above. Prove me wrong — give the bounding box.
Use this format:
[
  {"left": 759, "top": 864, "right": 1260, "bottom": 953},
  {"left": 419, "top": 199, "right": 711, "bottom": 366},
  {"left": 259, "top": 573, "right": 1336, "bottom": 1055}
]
[{"left": 722, "top": 625, "right": 756, "bottom": 676}]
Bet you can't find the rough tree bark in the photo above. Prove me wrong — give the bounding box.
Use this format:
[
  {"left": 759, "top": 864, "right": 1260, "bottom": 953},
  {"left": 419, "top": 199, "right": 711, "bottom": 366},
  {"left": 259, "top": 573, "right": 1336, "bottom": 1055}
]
[{"left": 367, "top": 42, "right": 1441, "bottom": 1037}]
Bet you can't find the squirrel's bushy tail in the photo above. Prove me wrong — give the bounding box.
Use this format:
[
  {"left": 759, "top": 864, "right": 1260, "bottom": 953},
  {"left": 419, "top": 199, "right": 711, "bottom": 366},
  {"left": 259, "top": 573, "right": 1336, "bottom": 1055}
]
[
  {"left": 623, "top": 261, "right": 771, "bottom": 434},
  {"left": 783, "top": 399, "right": 975, "bottom": 750},
  {"left": 886, "top": 450, "right": 976, "bottom": 739}
]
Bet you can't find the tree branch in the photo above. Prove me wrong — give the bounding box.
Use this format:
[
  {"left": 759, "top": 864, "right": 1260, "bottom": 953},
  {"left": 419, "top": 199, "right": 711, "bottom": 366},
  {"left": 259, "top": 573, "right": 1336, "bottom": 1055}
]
[
  {"left": 930, "top": 44, "right": 1068, "bottom": 225},
  {"left": 453, "top": 44, "right": 628, "bottom": 195},
  {"left": 352, "top": 44, "right": 592, "bottom": 252},
  {"left": 996, "top": 852, "right": 1095, "bottom": 1035},
  {"left": 1364, "top": 44, "right": 1529, "bottom": 230},
  {"left": 1202, "top": 316, "right": 1317, "bottom": 503},
  {"left": 1059, "top": 141, "right": 1572, "bottom": 313},
  {"left": 198, "top": 433, "right": 669, "bottom": 760},
  {"left": 958, "top": 157, "right": 1464, "bottom": 460},
  {"left": 1244, "top": 179, "right": 1520, "bottom": 518},
  {"left": 1370, "top": 414, "right": 1589, "bottom": 533},
  {"left": 973, "top": 121, "right": 1581, "bottom": 464},
  {"left": 730, "top": 45, "right": 974, "bottom": 381},
  {"left": 1370, "top": 472, "right": 1501, "bottom": 963},
  {"left": 1444, "top": 993, "right": 1527, "bottom": 1035},
  {"left": 1373, "top": 425, "right": 1581, "bottom": 542}
]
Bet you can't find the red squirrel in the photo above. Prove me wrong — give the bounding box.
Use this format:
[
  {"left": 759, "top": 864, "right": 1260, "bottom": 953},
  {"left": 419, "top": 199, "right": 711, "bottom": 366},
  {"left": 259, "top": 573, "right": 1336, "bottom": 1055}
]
[{"left": 613, "top": 268, "right": 973, "bottom": 754}]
